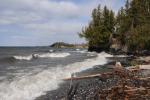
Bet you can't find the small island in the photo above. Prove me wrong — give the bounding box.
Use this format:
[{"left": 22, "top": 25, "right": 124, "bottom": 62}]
[{"left": 50, "top": 42, "right": 88, "bottom": 49}]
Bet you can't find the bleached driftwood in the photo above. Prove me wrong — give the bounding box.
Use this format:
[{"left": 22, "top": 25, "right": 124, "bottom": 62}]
[{"left": 63, "top": 72, "right": 113, "bottom": 81}]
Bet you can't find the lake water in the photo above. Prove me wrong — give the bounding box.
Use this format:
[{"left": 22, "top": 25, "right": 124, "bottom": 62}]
[{"left": 0, "top": 47, "right": 112, "bottom": 100}]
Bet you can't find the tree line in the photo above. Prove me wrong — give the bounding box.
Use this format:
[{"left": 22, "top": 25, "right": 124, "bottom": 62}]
[{"left": 79, "top": 0, "right": 150, "bottom": 53}]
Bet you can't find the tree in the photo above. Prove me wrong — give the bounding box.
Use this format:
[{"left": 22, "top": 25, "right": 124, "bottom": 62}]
[
  {"left": 79, "top": 0, "right": 150, "bottom": 52},
  {"left": 79, "top": 5, "right": 115, "bottom": 51},
  {"left": 116, "top": 0, "right": 150, "bottom": 51}
]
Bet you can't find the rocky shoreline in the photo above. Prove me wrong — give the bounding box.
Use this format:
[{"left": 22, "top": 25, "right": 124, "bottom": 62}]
[
  {"left": 35, "top": 55, "right": 150, "bottom": 100},
  {"left": 35, "top": 63, "right": 114, "bottom": 100}
]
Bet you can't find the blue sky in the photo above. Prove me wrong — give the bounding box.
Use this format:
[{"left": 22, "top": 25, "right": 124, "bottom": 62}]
[{"left": 0, "top": 0, "right": 126, "bottom": 46}]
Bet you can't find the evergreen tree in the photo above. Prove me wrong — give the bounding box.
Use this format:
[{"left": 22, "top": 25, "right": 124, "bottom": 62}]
[
  {"left": 79, "top": 5, "right": 115, "bottom": 51},
  {"left": 127, "top": 0, "right": 150, "bottom": 51},
  {"left": 116, "top": 7, "right": 128, "bottom": 45},
  {"left": 79, "top": 0, "right": 150, "bottom": 52},
  {"left": 109, "top": 10, "right": 115, "bottom": 33},
  {"left": 117, "top": 0, "right": 150, "bottom": 51}
]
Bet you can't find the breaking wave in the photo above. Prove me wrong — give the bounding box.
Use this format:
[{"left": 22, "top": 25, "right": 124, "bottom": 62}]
[
  {"left": 13, "top": 55, "right": 33, "bottom": 61},
  {"left": 72, "top": 49, "right": 87, "bottom": 53},
  {"left": 0, "top": 52, "right": 112, "bottom": 100},
  {"left": 13, "top": 52, "right": 70, "bottom": 61},
  {"left": 37, "top": 52, "right": 70, "bottom": 58}
]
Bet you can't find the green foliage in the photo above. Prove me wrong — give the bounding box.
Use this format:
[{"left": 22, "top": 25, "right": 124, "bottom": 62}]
[
  {"left": 79, "top": 5, "right": 115, "bottom": 49},
  {"left": 79, "top": 0, "right": 150, "bottom": 52},
  {"left": 127, "top": 24, "right": 150, "bottom": 51},
  {"left": 116, "top": 0, "right": 150, "bottom": 51}
]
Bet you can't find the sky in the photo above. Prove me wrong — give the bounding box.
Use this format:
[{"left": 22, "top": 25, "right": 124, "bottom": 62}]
[{"left": 0, "top": 0, "right": 126, "bottom": 46}]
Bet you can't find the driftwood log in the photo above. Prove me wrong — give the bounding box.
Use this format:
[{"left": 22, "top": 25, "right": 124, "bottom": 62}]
[{"left": 63, "top": 62, "right": 150, "bottom": 100}]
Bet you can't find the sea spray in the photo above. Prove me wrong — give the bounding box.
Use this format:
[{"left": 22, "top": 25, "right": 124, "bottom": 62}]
[{"left": 0, "top": 52, "right": 112, "bottom": 100}]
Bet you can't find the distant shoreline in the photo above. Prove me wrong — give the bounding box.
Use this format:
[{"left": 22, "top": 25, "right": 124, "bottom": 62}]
[{"left": 50, "top": 42, "right": 88, "bottom": 49}]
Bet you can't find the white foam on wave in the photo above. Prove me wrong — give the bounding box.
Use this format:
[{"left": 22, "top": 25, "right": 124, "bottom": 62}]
[
  {"left": 72, "top": 49, "right": 87, "bottom": 53},
  {"left": 13, "top": 55, "right": 33, "bottom": 61},
  {"left": 114, "top": 55, "right": 128, "bottom": 57},
  {"left": 13, "top": 53, "right": 70, "bottom": 61},
  {"left": 76, "top": 48, "right": 80, "bottom": 51},
  {"left": 37, "top": 52, "right": 70, "bottom": 58},
  {"left": 0, "top": 52, "right": 112, "bottom": 100},
  {"left": 49, "top": 49, "right": 54, "bottom": 52}
]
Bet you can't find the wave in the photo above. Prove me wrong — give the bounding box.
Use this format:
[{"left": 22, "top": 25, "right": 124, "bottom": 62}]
[
  {"left": 72, "top": 49, "right": 88, "bottom": 53},
  {"left": 13, "top": 55, "right": 33, "bottom": 61},
  {"left": 37, "top": 52, "right": 70, "bottom": 58},
  {"left": 49, "top": 49, "right": 54, "bottom": 52},
  {"left": 0, "top": 57, "right": 17, "bottom": 63},
  {"left": 76, "top": 48, "right": 80, "bottom": 51},
  {"left": 114, "top": 55, "right": 128, "bottom": 57},
  {"left": 0, "top": 52, "right": 112, "bottom": 100},
  {"left": 13, "top": 52, "right": 70, "bottom": 61},
  {"left": 87, "top": 52, "right": 97, "bottom": 57}
]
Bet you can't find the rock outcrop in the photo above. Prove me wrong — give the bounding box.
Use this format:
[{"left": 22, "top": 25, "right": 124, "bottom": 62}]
[{"left": 50, "top": 42, "right": 88, "bottom": 48}]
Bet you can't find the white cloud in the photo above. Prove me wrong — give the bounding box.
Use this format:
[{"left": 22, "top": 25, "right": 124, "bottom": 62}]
[
  {"left": 23, "top": 20, "right": 84, "bottom": 34},
  {"left": 0, "top": 0, "right": 80, "bottom": 19},
  {"left": 0, "top": 0, "right": 92, "bottom": 35},
  {"left": 0, "top": 11, "right": 43, "bottom": 25},
  {"left": 0, "top": 0, "right": 125, "bottom": 45}
]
